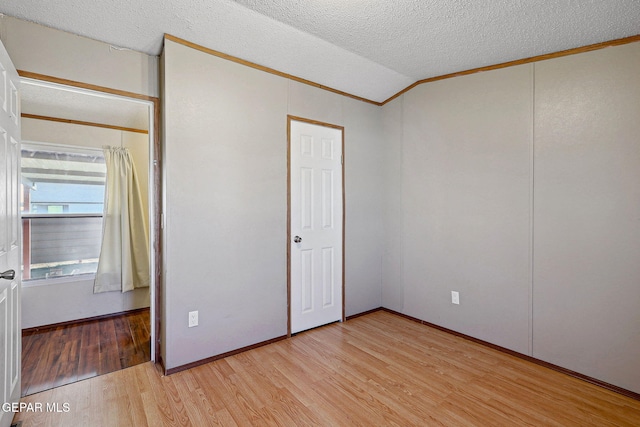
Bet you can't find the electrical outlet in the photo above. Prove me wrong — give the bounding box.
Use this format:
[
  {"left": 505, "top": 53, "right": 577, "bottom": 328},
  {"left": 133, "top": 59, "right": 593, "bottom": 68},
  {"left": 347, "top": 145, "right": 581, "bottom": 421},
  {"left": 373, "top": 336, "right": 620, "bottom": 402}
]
[
  {"left": 188, "top": 310, "right": 198, "bottom": 327},
  {"left": 451, "top": 291, "right": 460, "bottom": 305}
]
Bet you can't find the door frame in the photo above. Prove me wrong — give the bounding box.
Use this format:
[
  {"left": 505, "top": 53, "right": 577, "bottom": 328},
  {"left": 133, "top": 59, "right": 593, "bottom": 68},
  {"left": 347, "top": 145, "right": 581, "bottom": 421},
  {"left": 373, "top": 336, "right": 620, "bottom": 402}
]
[
  {"left": 17, "top": 71, "right": 162, "bottom": 361},
  {"left": 287, "top": 115, "right": 345, "bottom": 337}
]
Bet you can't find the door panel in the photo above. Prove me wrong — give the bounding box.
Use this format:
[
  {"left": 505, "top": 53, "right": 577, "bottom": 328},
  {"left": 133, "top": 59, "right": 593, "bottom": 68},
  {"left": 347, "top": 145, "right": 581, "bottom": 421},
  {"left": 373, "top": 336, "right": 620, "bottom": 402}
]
[
  {"left": 321, "top": 247, "right": 334, "bottom": 306},
  {"left": 0, "top": 39, "right": 21, "bottom": 427},
  {"left": 9, "top": 138, "right": 18, "bottom": 249},
  {"left": 0, "top": 289, "right": 6, "bottom": 407},
  {"left": 290, "top": 118, "right": 343, "bottom": 334},
  {"left": 9, "top": 282, "right": 18, "bottom": 391}
]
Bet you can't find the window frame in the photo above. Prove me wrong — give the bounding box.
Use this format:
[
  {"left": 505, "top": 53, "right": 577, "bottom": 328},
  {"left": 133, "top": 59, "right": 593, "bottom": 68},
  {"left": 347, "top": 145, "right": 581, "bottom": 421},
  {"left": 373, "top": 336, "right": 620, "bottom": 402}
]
[{"left": 20, "top": 141, "right": 106, "bottom": 285}]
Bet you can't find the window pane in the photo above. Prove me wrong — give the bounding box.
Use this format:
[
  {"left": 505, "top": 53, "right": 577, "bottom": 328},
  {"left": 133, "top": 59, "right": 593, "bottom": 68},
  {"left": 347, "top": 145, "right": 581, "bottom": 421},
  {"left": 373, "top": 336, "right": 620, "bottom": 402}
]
[
  {"left": 28, "top": 182, "right": 105, "bottom": 214},
  {"left": 21, "top": 143, "right": 106, "bottom": 281},
  {"left": 26, "top": 216, "right": 103, "bottom": 280},
  {"left": 21, "top": 143, "right": 106, "bottom": 214}
]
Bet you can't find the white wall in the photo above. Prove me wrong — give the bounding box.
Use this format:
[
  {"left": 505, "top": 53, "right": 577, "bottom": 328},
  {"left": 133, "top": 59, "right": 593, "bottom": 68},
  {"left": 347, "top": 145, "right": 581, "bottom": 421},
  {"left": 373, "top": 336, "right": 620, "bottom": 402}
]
[
  {"left": 162, "top": 40, "right": 288, "bottom": 369},
  {"left": 381, "top": 97, "right": 404, "bottom": 312},
  {"left": 342, "top": 97, "right": 385, "bottom": 316},
  {"left": 162, "top": 39, "right": 383, "bottom": 369},
  {"left": 21, "top": 118, "right": 150, "bottom": 328},
  {"left": 532, "top": 42, "right": 640, "bottom": 393},
  {"left": 395, "top": 65, "right": 533, "bottom": 354},
  {"left": 382, "top": 42, "right": 640, "bottom": 394},
  {"left": 0, "top": 16, "right": 158, "bottom": 97}
]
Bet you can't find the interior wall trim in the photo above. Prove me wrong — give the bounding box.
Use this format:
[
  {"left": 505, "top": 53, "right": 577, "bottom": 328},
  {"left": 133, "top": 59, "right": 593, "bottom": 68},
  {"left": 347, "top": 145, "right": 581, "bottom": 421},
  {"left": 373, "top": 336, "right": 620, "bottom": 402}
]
[
  {"left": 164, "top": 34, "right": 639, "bottom": 107},
  {"left": 377, "top": 307, "right": 640, "bottom": 402},
  {"left": 22, "top": 113, "right": 148, "bottom": 134},
  {"left": 164, "top": 305, "right": 638, "bottom": 402},
  {"left": 17, "top": 70, "right": 158, "bottom": 102},
  {"left": 21, "top": 307, "right": 150, "bottom": 335},
  {"left": 345, "top": 307, "right": 381, "bottom": 321},
  {"left": 382, "top": 34, "right": 640, "bottom": 105},
  {"left": 163, "top": 34, "right": 383, "bottom": 106},
  {"left": 164, "top": 335, "right": 288, "bottom": 375}
]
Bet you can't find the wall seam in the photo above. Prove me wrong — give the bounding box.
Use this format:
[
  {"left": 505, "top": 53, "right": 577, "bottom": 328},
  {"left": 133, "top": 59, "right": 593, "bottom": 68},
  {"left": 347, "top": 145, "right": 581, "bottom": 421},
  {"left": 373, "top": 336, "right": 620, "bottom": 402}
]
[
  {"left": 400, "top": 95, "right": 405, "bottom": 313},
  {"left": 529, "top": 62, "right": 536, "bottom": 357},
  {"left": 286, "top": 79, "right": 291, "bottom": 114}
]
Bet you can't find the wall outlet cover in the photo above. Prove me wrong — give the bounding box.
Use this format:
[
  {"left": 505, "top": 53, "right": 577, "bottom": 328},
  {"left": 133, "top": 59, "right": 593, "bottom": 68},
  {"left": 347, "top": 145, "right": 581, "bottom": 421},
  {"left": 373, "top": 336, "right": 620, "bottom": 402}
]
[
  {"left": 188, "top": 310, "right": 198, "bottom": 327},
  {"left": 451, "top": 291, "right": 460, "bottom": 305}
]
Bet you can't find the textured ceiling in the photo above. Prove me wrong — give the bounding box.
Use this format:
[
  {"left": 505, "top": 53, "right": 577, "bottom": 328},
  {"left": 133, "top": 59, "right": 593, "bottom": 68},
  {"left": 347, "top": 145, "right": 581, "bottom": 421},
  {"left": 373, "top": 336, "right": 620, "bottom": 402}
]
[
  {"left": 232, "top": 0, "right": 640, "bottom": 82},
  {"left": 1, "top": 0, "right": 639, "bottom": 102}
]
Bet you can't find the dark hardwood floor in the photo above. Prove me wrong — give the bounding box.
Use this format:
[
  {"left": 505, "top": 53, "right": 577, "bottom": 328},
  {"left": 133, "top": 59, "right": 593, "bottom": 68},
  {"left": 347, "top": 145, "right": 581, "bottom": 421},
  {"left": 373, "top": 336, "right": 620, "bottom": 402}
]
[{"left": 21, "top": 308, "right": 150, "bottom": 396}]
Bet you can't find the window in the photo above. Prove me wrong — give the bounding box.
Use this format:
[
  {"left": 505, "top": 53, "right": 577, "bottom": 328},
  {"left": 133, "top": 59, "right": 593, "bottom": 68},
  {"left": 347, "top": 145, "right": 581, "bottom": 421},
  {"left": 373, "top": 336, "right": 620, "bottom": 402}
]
[{"left": 21, "top": 142, "right": 106, "bottom": 281}]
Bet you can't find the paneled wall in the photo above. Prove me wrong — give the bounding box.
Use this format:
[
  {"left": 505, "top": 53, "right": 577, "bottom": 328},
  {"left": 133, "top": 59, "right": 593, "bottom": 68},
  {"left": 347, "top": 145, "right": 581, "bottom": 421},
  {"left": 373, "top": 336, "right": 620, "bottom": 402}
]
[
  {"left": 532, "top": 43, "right": 640, "bottom": 393},
  {"left": 398, "top": 64, "right": 533, "bottom": 354},
  {"left": 382, "top": 42, "right": 640, "bottom": 393},
  {"left": 162, "top": 39, "right": 383, "bottom": 369}
]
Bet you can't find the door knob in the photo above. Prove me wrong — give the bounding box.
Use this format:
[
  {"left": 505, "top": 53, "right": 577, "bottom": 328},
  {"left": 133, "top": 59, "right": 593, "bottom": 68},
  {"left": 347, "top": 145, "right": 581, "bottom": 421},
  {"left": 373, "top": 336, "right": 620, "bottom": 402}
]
[
  {"left": 293, "top": 236, "right": 302, "bottom": 243},
  {"left": 0, "top": 269, "right": 15, "bottom": 281}
]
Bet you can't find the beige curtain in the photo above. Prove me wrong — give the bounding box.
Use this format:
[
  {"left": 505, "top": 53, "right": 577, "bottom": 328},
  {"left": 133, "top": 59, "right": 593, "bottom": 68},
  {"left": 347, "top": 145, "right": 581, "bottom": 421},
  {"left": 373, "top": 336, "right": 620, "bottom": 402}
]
[{"left": 94, "top": 146, "right": 150, "bottom": 293}]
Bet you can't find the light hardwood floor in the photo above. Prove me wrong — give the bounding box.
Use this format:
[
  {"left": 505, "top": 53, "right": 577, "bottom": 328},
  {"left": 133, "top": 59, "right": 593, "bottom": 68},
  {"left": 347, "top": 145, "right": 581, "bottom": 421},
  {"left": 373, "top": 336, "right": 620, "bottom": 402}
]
[{"left": 12, "top": 311, "right": 640, "bottom": 426}]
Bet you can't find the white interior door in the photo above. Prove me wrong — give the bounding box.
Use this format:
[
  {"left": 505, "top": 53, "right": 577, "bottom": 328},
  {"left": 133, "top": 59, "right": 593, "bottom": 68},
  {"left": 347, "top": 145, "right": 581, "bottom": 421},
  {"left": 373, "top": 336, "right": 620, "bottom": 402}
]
[
  {"left": 290, "top": 118, "right": 343, "bottom": 334},
  {"left": 0, "top": 40, "right": 21, "bottom": 427}
]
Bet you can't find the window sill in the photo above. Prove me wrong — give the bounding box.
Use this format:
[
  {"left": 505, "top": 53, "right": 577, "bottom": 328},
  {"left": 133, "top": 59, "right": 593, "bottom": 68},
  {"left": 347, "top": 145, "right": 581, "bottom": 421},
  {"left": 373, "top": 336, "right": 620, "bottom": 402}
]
[{"left": 22, "top": 273, "right": 96, "bottom": 288}]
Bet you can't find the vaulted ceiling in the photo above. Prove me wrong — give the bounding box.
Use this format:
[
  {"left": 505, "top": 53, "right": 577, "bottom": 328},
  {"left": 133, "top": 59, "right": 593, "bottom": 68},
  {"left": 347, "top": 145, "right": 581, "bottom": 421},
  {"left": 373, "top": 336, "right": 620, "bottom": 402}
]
[{"left": 2, "top": 0, "right": 639, "bottom": 102}]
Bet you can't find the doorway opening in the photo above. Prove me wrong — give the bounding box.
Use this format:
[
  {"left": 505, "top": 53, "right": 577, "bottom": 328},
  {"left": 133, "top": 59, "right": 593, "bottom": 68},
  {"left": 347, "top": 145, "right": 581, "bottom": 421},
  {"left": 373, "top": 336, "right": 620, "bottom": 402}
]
[
  {"left": 18, "top": 76, "right": 159, "bottom": 395},
  {"left": 287, "top": 115, "right": 345, "bottom": 336}
]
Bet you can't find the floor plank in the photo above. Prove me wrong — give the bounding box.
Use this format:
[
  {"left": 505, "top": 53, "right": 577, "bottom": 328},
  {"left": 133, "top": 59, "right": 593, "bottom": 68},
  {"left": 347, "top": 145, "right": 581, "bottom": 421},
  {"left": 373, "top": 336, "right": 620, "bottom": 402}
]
[
  {"left": 21, "top": 309, "right": 151, "bottom": 397},
  {"left": 13, "top": 311, "right": 640, "bottom": 426}
]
